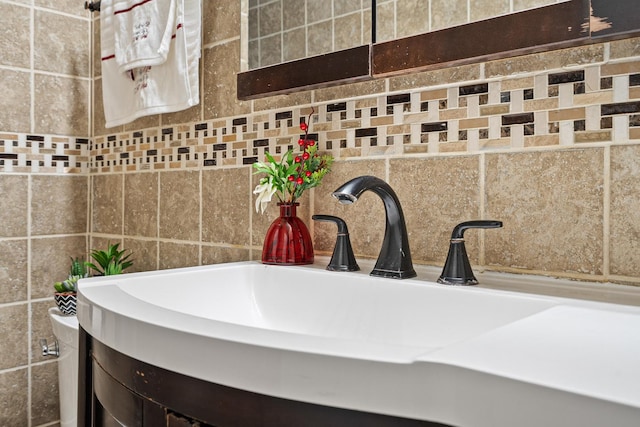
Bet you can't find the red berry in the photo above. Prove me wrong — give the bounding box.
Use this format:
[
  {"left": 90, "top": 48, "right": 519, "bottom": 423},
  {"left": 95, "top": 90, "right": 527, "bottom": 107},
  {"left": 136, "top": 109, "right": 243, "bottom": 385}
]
[
  {"left": 305, "top": 171, "right": 312, "bottom": 177},
  {"left": 294, "top": 156, "right": 301, "bottom": 163},
  {"left": 296, "top": 177, "right": 304, "bottom": 184},
  {"left": 288, "top": 175, "right": 295, "bottom": 181},
  {"left": 298, "top": 139, "right": 305, "bottom": 146},
  {"left": 309, "top": 140, "right": 315, "bottom": 146},
  {"left": 300, "top": 123, "right": 308, "bottom": 132},
  {"left": 302, "top": 152, "right": 310, "bottom": 160}
]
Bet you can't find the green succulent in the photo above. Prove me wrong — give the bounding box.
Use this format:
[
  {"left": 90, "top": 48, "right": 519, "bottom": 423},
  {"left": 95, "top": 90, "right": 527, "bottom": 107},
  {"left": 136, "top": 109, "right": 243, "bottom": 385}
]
[
  {"left": 54, "top": 257, "right": 88, "bottom": 293},
  {"left": 85, "top": 243, "right": 133, "bottom": 276}
]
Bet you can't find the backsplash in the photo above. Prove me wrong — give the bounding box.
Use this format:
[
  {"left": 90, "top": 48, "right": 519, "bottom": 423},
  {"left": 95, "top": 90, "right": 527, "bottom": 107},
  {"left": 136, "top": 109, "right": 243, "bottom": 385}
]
[{"left": 82, "top": 43, "right": 640, "bottom": 287}]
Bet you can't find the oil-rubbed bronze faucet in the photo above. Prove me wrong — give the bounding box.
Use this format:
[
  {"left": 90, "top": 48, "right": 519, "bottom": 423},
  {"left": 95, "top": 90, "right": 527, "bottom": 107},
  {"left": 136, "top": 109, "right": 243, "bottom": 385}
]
[{"left": 332, "top": 176, "right": 416, "bottom": 279}]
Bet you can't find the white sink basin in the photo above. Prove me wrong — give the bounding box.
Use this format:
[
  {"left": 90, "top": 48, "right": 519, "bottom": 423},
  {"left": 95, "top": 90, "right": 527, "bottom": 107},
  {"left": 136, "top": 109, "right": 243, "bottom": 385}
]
[
  {"left": 78, "top": 261, "right": 640, "bottom": 427},
  {"left": 117, "top": 262, "right": 555, "bottom": 356}
]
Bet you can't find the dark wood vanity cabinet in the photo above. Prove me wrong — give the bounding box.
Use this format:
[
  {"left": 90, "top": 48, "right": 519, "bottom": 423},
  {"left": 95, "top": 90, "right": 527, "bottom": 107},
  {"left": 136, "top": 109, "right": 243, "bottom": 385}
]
[{"left": 79, "top": 327, "right": 452, "bottom": 427}]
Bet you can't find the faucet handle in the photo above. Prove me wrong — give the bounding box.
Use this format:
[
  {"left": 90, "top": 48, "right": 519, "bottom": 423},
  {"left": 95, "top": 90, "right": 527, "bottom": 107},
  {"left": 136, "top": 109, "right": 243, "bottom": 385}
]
[
  {"left": 312, "top": 215, "right": 360, "bottom": 272},
  {"left": 438, "top": 220, "right": 503, "bottom": 286},
  {"left": 450, "top": 220, "right": 503, "bottom": 239}
]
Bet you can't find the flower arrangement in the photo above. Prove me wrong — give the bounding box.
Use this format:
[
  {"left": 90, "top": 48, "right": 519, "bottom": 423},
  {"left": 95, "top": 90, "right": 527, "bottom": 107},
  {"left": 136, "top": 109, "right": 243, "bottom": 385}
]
[{"left": 253, "top": 108, "right": 333, "bottom": 213}]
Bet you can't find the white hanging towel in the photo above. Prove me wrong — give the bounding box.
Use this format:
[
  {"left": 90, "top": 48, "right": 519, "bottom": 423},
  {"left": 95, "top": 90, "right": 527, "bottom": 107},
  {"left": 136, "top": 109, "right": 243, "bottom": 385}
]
[
  {"left": 100, "top": 0, "right": 201, "bottom": 128},
  {"left": 112, "top": 0, "right": 177, "bottom": 73}
]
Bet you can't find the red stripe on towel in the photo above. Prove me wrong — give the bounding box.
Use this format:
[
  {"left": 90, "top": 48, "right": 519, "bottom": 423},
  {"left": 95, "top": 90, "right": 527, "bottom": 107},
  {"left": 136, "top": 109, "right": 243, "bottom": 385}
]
[
  {"left": 102, "top": 54, "right": 115, "bottom": 61},
  {"left": 114, "top": 0, "right": 154, "bottom": 15},
  {"left": 171, "top": 23, "right": 183, "bottom": 39}
]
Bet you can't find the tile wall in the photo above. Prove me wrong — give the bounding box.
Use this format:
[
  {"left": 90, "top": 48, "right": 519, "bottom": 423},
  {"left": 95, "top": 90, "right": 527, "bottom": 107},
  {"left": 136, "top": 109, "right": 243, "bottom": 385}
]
[
  {"left": 0, "top": 1, "right": 90, "bottom": 425},
  {"left": 1, "top": 0, "right": 639, "bottom": 425}
]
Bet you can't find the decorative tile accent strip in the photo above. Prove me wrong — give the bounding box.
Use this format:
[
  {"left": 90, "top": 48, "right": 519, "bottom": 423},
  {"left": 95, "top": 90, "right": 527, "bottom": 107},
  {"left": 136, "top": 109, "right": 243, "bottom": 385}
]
[{"left": 0, "top": 133, "right": 90, "bottom": 174}]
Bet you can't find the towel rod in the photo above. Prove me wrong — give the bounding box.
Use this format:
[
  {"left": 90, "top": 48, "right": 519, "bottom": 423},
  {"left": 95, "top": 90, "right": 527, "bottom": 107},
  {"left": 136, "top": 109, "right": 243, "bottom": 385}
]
[{"left": 85, "top": 1, "right": 100, "bottom": 12}]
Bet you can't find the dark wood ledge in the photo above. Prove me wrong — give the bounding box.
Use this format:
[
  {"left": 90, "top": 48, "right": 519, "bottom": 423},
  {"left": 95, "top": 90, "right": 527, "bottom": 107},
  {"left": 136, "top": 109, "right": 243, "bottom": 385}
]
[{"left": 237, "top": 45, "right": 371, "bottom": 100}]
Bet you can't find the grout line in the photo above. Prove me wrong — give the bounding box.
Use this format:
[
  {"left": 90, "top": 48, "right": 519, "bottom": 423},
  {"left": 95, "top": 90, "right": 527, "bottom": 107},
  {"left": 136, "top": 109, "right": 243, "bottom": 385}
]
[
  {"left": 478, "top": 153, "right": 486, "bottom": 266},
  {"left": 603, "top": 145, "right": 611, "bottom": 278}
]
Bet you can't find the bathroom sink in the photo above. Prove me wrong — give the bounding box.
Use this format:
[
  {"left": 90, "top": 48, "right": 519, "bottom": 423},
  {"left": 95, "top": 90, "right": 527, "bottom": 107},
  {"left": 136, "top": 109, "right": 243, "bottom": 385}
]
[
  {"left": 78, "top": 261, "right": 640, "bottom": 427},
  {"left": 105, "top": 261, "right": 554, "bottom": 361}
]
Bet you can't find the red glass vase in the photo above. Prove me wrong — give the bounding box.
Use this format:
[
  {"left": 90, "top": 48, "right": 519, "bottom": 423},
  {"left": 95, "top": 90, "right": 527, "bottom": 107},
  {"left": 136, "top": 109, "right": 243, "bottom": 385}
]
[{"left": 262, "top": 203, "right": 314, "bottom": 265}]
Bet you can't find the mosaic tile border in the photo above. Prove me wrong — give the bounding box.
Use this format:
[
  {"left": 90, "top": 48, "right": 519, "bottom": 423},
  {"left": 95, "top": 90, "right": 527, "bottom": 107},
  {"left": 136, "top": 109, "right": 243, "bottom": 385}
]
[
  {"left": 90, "top": 65, "right": 640, "bottom": 174},
  {"left": 0, "top": 133, "right": 90, "bottom": 174}
]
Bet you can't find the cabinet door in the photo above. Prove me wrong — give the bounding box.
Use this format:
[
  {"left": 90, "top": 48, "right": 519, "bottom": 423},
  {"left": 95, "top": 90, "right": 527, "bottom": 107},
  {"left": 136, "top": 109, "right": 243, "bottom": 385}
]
[{"left": 93, "top": 360, "right": 143, "bottom": 426}]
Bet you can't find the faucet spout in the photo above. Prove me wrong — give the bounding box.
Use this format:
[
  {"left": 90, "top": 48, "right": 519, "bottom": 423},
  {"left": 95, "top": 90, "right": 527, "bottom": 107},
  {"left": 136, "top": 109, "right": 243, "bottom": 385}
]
[{"left": 332, "top": 176, "right": 416, "bottom": 279}]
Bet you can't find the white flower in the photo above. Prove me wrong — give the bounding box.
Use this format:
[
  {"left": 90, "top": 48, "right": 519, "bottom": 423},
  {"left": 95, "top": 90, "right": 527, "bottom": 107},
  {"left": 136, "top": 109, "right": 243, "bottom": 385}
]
[{"left": 253, "top": 180, "right": 277, "bottom": 214}]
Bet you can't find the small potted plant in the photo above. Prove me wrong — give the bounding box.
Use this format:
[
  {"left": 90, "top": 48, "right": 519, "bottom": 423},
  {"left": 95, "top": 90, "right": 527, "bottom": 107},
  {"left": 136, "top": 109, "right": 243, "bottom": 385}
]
[
  {"left": 53, "top": 257, "right": 87, "bottom": 316},
  {"left": 85, "top": 242, "right": 134, "bottom": 276}
]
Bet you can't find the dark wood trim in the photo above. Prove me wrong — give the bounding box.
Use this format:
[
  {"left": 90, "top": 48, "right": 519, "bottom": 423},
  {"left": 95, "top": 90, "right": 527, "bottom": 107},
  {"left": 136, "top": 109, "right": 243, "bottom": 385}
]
[
  {"left": 89, "top": 336, "right": 454, "bottom": 427},
  {"left": 372, "top": 0, "right": 589, "bottom": 77},
  {"left": 237, "top": 45, "right": 372, "bottom": 100}
]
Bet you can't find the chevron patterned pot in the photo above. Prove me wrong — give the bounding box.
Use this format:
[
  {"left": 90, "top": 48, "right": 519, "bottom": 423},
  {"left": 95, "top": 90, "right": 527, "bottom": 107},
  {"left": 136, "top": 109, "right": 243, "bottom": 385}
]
[{"left": 54, "top": 292, "right": 77, "bottom": 316}]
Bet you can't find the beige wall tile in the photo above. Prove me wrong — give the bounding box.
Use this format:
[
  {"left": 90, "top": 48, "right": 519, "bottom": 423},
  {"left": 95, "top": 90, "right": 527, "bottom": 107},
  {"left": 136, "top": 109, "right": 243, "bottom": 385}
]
[
  {"left": 92, "top": 174, "right": 123, "bottom": 234},
  {"left": 0, "top": 3, "right": 31, "bottom": 68},
  {"left": 124, "top": 172, "right": 158, "bottom": 237},
  {"left": 35, "top": 0, "right": 88, "bottom": 16},
  {"left": 609, "top": 36, "right": 640, "bottom": 60},
  {"left": 0, "top": 175, "right": 28, "bottom": 237},
  {"left": 34, "top": 74, "right": 90, "bottom": 136},
  {"left": 334, "top": 13, "right": 362, "bottom": 51},
  {"left": 389, "top": 64, "right": 481, "bottom": 91},
  {"left": 470, "top": 0, "right": 509, "bottom": 21},
  {"left": 390, "top": 156, "right": 481, "bottom": 264},
  {"left": 203, "top": 42, "right": 251, "bottom": 119},
  {"left": 396, "top": 0, "right": 429, "bottom": 38},
  {"left": 0, "top": 68, "right": 31, "bottom": 133},
  {"left": 0, "top": 239, "right": 28, "bottom": 304},
  {"left": 123, "top": 238, "right": 158, "bottom": 273},
  {"left": 202, "top": 167, "right": 251, "bottom": 245},
  {"left": 610, "top": 145, "right": 640, "bottom": 277},
  {"left": 158, "top": 241, "right": 199, "bottom": 269},
  {"left": 31, "top": 235, "right": 87, "bottom": 298},
  {"left": 375, "top": 0, "right": 395, "bottom": 42},
  {"left": 32, "top": 175, "right": 88, "bottom": 235},
  {"left": 485, "top": 44, "right": 604, "bottom": 78},
  {"left": 93, "top": 18, "right": 101, "bottom": 78},
  {"left": 0, "top": 369, "right": 28, "bottom": 426},
  {"left": 159, "top": 170, "right": 200, "bottom": 241},
  {"left": 30, "top": 362, "right": 59, "bottom": 426},
  {"left": 431, "top": 0, "right": 467, "bottom": 31},
  {"left": 202, "top": 245, "right": 251, "bottom": 265},
  {"left": 34, "top": 10, "right": 90, "bottom": 77},
  {"left": 203, "top": 0, "right": 241, "bottom": 46},
  {"left": 0, "top": 304, "right": 28, "bottom": 370},
  {"left": 315, "top": 79, "right": 386, "bottom": 103},
  {"left": 485, "top": 149, "right": 604, "bottom": 275}
]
